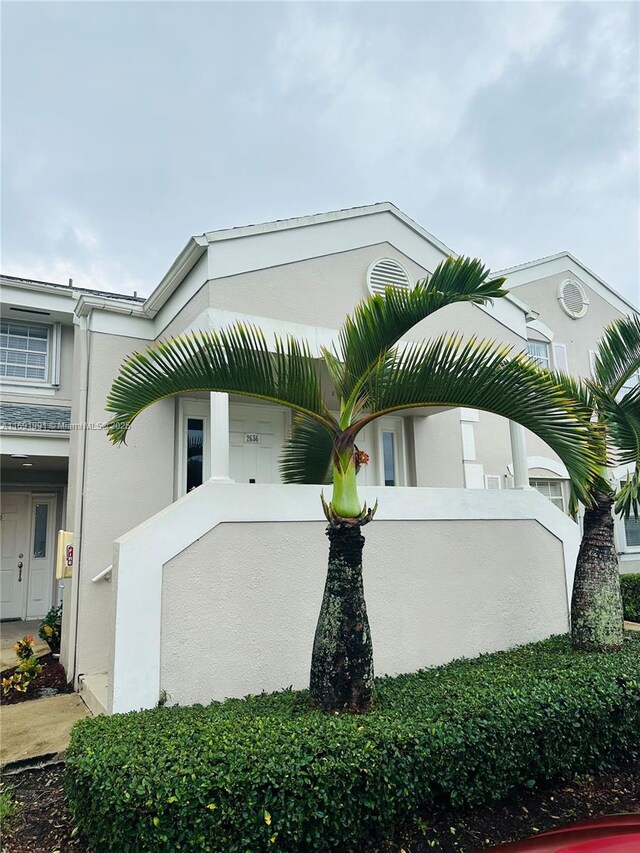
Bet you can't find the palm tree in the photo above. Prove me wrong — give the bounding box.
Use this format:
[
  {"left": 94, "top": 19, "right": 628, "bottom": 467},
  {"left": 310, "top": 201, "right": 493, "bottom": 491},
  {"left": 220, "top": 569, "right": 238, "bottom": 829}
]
[
  {"left": 106, "top": 256, "right": 597, "bottom": 713},
  {"left": 566, "top": 314, "right": 640, "bottom": 651}
]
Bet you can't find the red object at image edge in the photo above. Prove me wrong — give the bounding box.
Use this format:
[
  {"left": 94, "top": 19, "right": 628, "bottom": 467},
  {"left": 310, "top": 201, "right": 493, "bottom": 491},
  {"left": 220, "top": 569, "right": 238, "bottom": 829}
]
[{"left": 486, "top": 814, "right": 640, "bottom": 852}]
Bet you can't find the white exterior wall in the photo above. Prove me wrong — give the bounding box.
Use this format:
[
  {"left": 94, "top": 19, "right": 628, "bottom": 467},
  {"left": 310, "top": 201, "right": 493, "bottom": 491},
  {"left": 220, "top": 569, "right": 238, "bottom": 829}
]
[
  {"left": 161, "top": 515, "right": 567, "bottom": 707},
  {"left": 71, "top": 331, "right": 175, "bottom": 680},
  {"left": 107, "top": 482, "right": 579, "bottom": 713}
]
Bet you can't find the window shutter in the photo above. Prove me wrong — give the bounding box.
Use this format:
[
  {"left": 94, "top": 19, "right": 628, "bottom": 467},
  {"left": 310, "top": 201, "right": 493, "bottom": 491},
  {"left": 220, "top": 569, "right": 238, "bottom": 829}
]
[{"left": 552, "top": 343, "right": 568, "bottom": 372}]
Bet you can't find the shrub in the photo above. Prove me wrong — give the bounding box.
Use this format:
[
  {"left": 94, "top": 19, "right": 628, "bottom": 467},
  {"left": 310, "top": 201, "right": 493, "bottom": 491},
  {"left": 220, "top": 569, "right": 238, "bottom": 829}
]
[
  {"left": 66, "top": 635, "right": 640, "bottom": 853},
  {"left": 621, "top": 573, "right": 640, "bottom": 622},
  {"left": 2, "top": 656, "right": 43, "bottom": 696},
  {"left": 39, "top": 604, "right": 62, "bottom": 650}
]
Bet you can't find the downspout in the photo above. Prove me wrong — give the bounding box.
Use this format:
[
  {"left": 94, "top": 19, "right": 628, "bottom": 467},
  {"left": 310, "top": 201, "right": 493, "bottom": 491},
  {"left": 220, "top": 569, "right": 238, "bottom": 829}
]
[{"left": 69, "top": 312, "right": 92, "bottom": 686}]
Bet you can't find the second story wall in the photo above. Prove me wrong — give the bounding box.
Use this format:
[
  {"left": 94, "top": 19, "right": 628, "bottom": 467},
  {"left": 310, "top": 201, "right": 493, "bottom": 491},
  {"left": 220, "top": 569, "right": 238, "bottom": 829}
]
[{"left": 74, "top": 329, "right": 175, "bottom": 678}]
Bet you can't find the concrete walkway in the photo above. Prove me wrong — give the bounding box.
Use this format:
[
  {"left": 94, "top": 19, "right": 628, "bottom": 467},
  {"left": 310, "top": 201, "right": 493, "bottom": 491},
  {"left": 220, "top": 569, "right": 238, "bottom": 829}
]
[
  {"left": 625, "top": 620, "right": 640, "bottom": 632},
  {"left": 1, "top": 620, "right": 50, "bottom": 671},
  {"left": 0, "top": 694, "right": 90, "bottom": 768}
]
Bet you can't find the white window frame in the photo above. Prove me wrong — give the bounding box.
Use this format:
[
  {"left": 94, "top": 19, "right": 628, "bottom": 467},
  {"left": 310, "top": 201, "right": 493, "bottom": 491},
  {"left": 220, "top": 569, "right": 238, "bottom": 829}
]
[
  {"left": 526, "top": 340, "right": 550, "bottom": 369},
  {"left": 0, "top": 320, "right": 62, "bottom": 390},
  {"left": 485, "top": 475, "right": 502, "bottom": 490},
  {"left": 620, "top": 515, "right": 640, "bottom": 553},
  {"left": 176, "top": 399, "right": 210, "bottom": 498},
  {"left": 376, "top": 416, "right": 407, "bottom": 487},
  {"left": 529, "top": 478, "right": 567, "bottom": 513}
]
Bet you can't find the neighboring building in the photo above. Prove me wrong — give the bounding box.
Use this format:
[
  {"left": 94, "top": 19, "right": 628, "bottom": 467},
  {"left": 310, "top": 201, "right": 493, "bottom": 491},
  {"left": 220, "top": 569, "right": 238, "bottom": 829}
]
[{"left": 1, "top": 203, "right": 638, "bottom": 714}]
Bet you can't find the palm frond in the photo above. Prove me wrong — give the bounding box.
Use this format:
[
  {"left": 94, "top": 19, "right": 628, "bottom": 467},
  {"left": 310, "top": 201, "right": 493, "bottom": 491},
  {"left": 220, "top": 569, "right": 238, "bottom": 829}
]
[
  {"left": 336, "top": 256, "right": 507, "bottom": 403},
  {"left": 279, "top": 414, "right": 336, "bottom": 485},
  {"left": 106, "top": 325, "right": 332, "bottom": 444},
  {"left": 599, "top": 383, "right": 640, "bottom": 469},
  {"left": 592, "top": 313, "right": 640, "bottom": 396},
  {"left": 352, "top": 334, "right": 598, "bottom": 504},
  {"left": 615, "top": 466, "right": 640, "bottom": 520}
]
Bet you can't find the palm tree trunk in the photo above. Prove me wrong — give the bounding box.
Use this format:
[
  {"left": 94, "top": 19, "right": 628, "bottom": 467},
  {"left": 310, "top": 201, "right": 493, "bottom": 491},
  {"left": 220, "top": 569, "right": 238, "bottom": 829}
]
[
  {"left": 309, "top": 524, "right": 374, "bottom": 712},
  {"left": 571, "top": 492, "right": 624, "bottom": 651}
]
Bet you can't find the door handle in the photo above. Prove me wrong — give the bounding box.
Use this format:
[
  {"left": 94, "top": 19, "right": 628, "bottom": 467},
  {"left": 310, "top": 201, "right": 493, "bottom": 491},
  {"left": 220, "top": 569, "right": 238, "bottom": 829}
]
[{"left": 18, "top": 561, "right": 23, "bottom": 582}]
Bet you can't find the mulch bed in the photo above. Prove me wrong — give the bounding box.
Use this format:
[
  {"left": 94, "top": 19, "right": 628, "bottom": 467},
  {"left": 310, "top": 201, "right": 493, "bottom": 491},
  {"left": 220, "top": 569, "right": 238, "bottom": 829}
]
[
  {"left": 0, "top": 762, "right": 638, "bottom": 853},
  {"left": 1, "top": 654, "right": 74, "bottom": 706}
]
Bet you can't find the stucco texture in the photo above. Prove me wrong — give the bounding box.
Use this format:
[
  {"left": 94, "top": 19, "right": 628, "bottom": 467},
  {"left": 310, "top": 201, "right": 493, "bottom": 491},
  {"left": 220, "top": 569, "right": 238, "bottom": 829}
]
[
  {"left": 161, "top": 518, "right": 566, "bottom": 706},
  {"left": 74, "top": 331, "right": 175, "bottom": 678}
]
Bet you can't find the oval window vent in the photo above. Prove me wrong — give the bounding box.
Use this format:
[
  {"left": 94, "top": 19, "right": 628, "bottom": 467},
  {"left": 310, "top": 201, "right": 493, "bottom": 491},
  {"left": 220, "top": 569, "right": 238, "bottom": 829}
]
[
  {"left": 558, "top": 279, "right": 589, "bottom": 319},
  {"left": 366, "top": 258, "right": 412, "bottom": 296}
]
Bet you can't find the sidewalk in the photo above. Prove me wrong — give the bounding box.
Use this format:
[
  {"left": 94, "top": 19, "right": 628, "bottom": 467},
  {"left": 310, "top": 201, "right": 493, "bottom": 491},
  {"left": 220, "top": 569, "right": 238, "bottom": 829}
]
[{"left": 1, "top": 693, "right": 90, "bottom": 769}]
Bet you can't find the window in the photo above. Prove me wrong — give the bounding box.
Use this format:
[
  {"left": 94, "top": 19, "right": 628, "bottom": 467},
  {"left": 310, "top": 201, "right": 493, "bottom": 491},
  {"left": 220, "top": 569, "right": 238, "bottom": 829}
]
[
  {"left": 530, "top": 478, "right": 565, "bottom": 512},
  {"left": 382, "top": 431, "right": 396, "bottom": 486},
  {"left": 623, "top": 516, "right": 640, "bottom": 549},
  {"left": 527, "top": 341, "right": 550, "bottom": 369},
  {"left": 0, "top": 320, "right": 49, "bottom": 381},
  {"left": 186, "top": 418, "right": 205, "bottom": 492},
  {"left": 33, "top": 504, "right": 49, "bottom": 558},
  {"left": 617, "top": 370, "right": 639, "bottom": 403}
]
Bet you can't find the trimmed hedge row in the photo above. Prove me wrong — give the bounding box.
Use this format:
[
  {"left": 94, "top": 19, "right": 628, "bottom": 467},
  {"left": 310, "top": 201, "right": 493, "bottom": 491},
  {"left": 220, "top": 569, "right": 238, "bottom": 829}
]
[
  {"left": 621, "top": 573, "right": 640, "bottom": 622},
  {"left": 66, "top": 635, "right": 640, "bottom": 852}
]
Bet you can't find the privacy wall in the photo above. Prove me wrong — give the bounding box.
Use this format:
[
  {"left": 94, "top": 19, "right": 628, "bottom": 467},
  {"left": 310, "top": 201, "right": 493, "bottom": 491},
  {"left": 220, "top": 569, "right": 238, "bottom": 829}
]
[{"left": 160, "top": 515, "right": 567, "bottom": 707}]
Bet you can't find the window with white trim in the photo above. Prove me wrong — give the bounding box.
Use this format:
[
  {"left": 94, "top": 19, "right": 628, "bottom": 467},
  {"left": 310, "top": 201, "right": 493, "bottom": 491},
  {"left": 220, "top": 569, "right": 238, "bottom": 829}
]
[
  {"left": 527, "top": 341, "right": 550, "bottom": 369},
  {"left": 623, "top": 515, "right": 640, "bottom": 549},
  {"left": 0, "top": 320, "right": 50, "bottom": 381},
  {"left": 617, "top": 370, "right": 639, "bottom": 403},
  {"left": 530, "top": 478, "right": 565, "bottom": 512}
]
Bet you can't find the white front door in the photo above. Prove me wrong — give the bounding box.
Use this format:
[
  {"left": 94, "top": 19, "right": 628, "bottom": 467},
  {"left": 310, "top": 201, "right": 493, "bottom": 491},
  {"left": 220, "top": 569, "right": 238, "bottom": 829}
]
[
  {"left": 1, "top": 493, "right": 30, "bottom": 620},
  {"left": 229, "top": 404, "right": 286, "bottom": 484}
]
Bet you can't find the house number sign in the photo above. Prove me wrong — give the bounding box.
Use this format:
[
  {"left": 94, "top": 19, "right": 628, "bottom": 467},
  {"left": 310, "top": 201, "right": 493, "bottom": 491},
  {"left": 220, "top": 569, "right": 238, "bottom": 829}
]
[{"left": 244, "top": 433, "right": 261, "bottom": 444}]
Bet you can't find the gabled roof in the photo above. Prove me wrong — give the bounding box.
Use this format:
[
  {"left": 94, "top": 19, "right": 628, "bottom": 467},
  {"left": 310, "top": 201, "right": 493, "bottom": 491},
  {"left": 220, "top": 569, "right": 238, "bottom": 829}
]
[
  {"left": 202, "top": 202, "right": 456, "bottom": 256},
  {"left": 144, "top": 202, "right": 456, "bottom": 317},
  {"left": 494, "top": 252, "right": 638, "bottom": 316}
]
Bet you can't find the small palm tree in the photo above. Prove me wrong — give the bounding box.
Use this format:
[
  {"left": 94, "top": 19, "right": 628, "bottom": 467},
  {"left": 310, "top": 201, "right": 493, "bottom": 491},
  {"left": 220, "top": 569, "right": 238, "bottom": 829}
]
[
  {"left": 566, "top": 314, "right": 640, "bottom": 650},
  {"left": 106, "top": 256, "right": 597, "bottom": 712}
]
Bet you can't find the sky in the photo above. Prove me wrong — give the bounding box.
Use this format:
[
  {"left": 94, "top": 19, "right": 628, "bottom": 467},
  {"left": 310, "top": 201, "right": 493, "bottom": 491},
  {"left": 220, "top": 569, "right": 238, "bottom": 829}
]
[{"left": 2, "top": 1, "right": 639, "bottom": 305}]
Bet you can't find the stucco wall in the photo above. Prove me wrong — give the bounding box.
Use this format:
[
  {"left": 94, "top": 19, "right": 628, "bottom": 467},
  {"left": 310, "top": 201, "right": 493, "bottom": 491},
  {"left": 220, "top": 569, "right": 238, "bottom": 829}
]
[
  {"left": 161, "top": 517, "right": 567, "bottom": 706},
  {"left": 513, "top": 272, "right": 626, "bottom": 379},
  {"left": 207, "top": 242, "right": 432, "bottom": 330},
  {"left": 73, "top": 331, "right": 175, "bottom": 678}
]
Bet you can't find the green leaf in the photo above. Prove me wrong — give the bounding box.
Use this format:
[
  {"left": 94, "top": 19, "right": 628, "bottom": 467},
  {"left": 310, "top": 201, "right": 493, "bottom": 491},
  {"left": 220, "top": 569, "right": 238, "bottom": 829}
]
[
  {"left": 106, "top": 325, "right": 333, "bottom": 444},
  {"left": 336, "top": 256, "right": 507, "bottom": 403},
  {"left": 351, "top": 334, "right": 598, "bottom": 505},
  {"left": 591, "top": 314, "right": 640, "bottom": 396},
  {"left": 279, "top": 414, "right": 336, "bottom": 485}
]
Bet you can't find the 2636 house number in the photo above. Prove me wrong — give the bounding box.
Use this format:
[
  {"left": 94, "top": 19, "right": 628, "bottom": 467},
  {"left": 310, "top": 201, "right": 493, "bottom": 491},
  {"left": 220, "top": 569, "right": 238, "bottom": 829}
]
[{"left": 244, "top": 433, "right": 261, "bottom": 444}]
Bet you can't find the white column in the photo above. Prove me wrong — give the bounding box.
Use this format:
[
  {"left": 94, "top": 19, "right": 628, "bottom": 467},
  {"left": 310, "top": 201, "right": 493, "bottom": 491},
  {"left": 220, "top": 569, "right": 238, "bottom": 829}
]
[
  {"left": 509, "top": 420, "right": 530, "bottom": 489},
  {"left": 209, "top": 392, "right": 233, "bottom": 482}
]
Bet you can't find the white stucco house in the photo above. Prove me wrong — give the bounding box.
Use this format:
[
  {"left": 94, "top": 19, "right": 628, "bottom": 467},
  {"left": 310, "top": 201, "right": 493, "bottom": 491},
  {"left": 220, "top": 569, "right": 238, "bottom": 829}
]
[{"left": 1, "top": 203, "right": 638, "bottom": 715}]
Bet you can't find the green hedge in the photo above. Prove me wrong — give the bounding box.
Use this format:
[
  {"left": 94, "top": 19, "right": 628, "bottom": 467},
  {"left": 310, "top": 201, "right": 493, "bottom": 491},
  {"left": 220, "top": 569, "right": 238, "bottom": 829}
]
[
  {"left": 621, "top": 573, "right": 640, "bottom": 622},
  {"left": 66, "top": 635, "right": 640, "bottom": 853}
]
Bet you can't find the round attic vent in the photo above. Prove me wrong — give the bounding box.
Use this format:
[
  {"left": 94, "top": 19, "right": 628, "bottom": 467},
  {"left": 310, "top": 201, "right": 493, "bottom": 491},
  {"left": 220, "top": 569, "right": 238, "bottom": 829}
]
[
  {"left": 558, "top": 279, "right": 589, "bottom": 319},
  {"left": 366, "top": 258, "right": 411, "bottom": 296}
]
